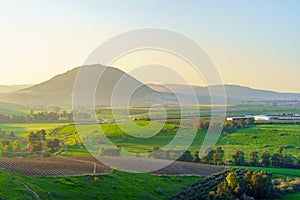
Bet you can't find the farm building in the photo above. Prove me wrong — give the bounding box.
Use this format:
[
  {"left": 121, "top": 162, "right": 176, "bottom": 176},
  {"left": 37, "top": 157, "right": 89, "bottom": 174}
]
[
  {"left": 226, "top": 114, "right": 300, "bottom": 121},
  {"left": 226, "top": 116, "right": 253, "bottom": 121},
  {"left": 253, "top": 115, "right": 272, "bottom": 121}
]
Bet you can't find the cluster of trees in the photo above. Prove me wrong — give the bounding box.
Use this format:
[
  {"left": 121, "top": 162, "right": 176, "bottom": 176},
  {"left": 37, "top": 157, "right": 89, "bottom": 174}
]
[
  {"left": 1, "top": 139, "right": 20, "bottom": 157},
  {"left": 27, "top": 130, "right": 62, "bottom": 156},
  {"left": 172, "top": 168, "right": 295, "bottom": 200},
  {"left": 232, "top": 147, "right": 297, "bottom": 168},
  {"left": 202, "top": 147, "right": 225, "bottom": 165},
  {"left": 135, "top": 146, "right": 226, "bottom": 164},
  {"left": 0, "top": 110, "right": 74, "bottom": 123},
  {"left": 0, "top": 129, "right": 15, "bottom": 138},
  {"left": 145, "top": 147, "right": 195, "bottom": 162},
  {"left": 194, "top": 118, "right": 254, "bottom": 132},
  {"left": 209, "top": 170, "right": 278, "bottom": 200},
  {"left": 1, "top": 129, "right": 63, "bottom": 157},
  {"left": 223, "top": 118, "right": 254, "bottom": 132}
]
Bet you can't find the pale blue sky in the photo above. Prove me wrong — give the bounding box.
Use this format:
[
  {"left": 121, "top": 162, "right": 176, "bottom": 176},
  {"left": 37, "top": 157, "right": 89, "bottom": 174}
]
[{"left": 0, "top": 0, "right": 299, "bottom": 92}]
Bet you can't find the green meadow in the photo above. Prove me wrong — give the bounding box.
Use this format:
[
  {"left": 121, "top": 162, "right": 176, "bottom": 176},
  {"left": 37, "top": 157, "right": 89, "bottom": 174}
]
[{"left": 0, "top": 169, "right": 203, "bottom": 200}]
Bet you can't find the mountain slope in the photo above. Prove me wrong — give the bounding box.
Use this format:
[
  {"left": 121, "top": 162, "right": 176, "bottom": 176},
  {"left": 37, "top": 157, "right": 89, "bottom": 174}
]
[
  {"left": 0, "top": 65, "right": 174, "bottom": 107},
  {"left": 1, "top": 66, "right": 300, "bottom": 108},
  {"left": 148, "top": 84, "right": 300, "bottom": 102},
  {"left": 0, "top": 84, "right": 33, "bottom": 93}
]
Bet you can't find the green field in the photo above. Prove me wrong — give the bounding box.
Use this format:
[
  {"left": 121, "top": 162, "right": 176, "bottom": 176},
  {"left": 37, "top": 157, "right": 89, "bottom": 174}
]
[
  {"left": 0, "top": 169, "right": 203, "bottom": 199},
  {"left": 0, "top": 119, "right": 299, "bottom": 163},
  {"left": 281, "top": 192, "right": 300, "bottom": 200},
  {"left": 231, "top": 166, "right": 300, "bottom": 179},
  {"left": 0, "top": 123, "right": 69, "bottom": 137},
  {"left": 48, "top": 122, "right": 300, "bottom": 161}
]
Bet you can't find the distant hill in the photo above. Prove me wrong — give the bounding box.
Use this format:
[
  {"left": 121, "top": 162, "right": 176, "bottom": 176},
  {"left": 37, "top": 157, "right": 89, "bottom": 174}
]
[
  {"left": 1, "top": 65, "right": 300, "bottom": 108},
  {"left": 0, "top": 65, "right": 177, "bottom": 107},
  {"left": 0, "top": 84, "right": 33, "bottom": 93},
  {"left": 148, "top": 84, "right": 300, "bottom": 103}
]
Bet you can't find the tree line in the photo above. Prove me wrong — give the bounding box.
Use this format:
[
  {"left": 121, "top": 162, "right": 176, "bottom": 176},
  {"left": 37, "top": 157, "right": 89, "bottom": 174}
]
[
  {"left": 231, "top": 147, "right": 298, "bottom": 168},
  {"left": 0, "top": 110, "right": 73, "bottom": 123}
]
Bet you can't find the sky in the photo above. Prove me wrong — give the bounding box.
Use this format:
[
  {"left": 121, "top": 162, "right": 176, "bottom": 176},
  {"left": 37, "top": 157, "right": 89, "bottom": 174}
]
[{"left": 0, "top": 0, "right": 300, "bottom": 92}]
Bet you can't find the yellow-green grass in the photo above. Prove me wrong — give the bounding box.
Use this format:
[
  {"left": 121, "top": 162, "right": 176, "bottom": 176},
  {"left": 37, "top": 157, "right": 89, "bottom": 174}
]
[
  {"left": 218, "top": 124, "right": 300, "bottom": 160},
  {"left": 56, "top": 123, "right": 300, "bottom": 158},
  {"left": 0, "top": 123, "right": 70, "bottom": 137}
]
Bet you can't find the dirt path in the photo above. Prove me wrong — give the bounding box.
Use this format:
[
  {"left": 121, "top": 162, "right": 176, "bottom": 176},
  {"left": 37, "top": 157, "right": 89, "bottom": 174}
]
[{"left": 15, "top": 178, "right": 41, "bottom": 200}]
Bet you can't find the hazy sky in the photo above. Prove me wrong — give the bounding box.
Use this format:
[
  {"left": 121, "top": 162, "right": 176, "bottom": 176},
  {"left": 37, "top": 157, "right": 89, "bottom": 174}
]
[{"left": 0, "top": 0, "right": 300, "bottom": 92}]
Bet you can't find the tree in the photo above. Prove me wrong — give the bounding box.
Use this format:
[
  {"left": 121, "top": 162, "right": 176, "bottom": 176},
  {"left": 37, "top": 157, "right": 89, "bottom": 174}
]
[
  {"left": 178, "top": 150, "right": 193, "bottom": 162},
  {"left": 201, "top": 146, "right": 214, "bottom": 164},
  {"left": 247, "top": 171, "right": 275, "bottom": 199},
  {"left": 13, "top": 140, "right": 20, "bottom": 152},
  {"left": 249, "top": 151, "right": 259, "bottom": 166},
  {"left": 212, "top": 147, "right": 224, "bottom": 165},
  {"left": 211, "top": 172, "right": 241, "bottom": 199},
  {"left": 281, "top": 154, "right": 294, "bottom": 168},
  {"left": 46, "top": 139, "right": 60, "bottom": 153},
  {"left": 27, "top": 131, "right": 43, "bottom": 154},
  {"left": 277, "top": 146, "right": 284, "bottom": 154},
  {"left": 9, "top": 131, "right": 15, "bottom": 137},
  {"left": 193, "top": 150, "right": 200, "bottom": 163},
  {"left": 1, "top": 139, "right": 11, "bottom": 157},
  {"left": 271, "top": 153, "right": 283, "bottom": 167},
  {"left": 261, "top": 150, "right": 271, "bottom": 167},
  {"left": 233, "top": 150, "right": 245, "bottom": 166},
  {"left": 197, "top": 120, "right": 210, "bottom": 130}
]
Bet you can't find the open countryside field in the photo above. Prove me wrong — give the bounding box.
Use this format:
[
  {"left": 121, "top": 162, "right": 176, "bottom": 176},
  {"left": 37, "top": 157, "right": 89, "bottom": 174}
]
[
  {"left": 0, "top": 123, "right": 69, "bottom": 137},
  {"left": 0, "top": 106, "right": 299, "bottom": 200},
  {"left": 48, "top": 122, "right": 300, "bottom": 161},
  {"left": 231, "top": 166, "right": 300, "bottom": 179}
]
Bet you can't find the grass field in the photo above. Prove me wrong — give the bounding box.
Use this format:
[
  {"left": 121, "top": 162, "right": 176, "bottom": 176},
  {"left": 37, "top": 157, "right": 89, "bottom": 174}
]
[
  {"left": 0, "top": 123, "right": 69, "bottom": 137},
  {"left": 0, "top": 119, "right": 299, "bottom": 163},
  {"left": 0, "top": 169, "right": 203, "bottom": 199},
  {"left": 281, "top": 192, "right": 300, "bottom": 200},
  {"left": 50, "top": 122, "right": 300, "bottom": 161},
  {"left": 218, "top": 124, "right": 300, "bottom": 160},
  {"left": 231, "top": 166, "right": 300, "bottom": 179}
]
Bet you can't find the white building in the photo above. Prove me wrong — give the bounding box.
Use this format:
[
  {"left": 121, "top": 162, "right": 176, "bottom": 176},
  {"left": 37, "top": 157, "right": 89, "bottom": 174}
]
[{"left": 253, "top": 115, "right": 271, "bottom": 121}]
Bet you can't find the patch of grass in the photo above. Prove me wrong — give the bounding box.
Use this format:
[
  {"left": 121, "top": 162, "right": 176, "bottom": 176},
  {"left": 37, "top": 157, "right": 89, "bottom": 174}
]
[
  {"left": 281, "top": 192, "right": 300, "bottom": 200},
  {"left": 230, "top": 166, "right": 300, "bottom": 179},
  {"left": 0, "top": 123, "right": 69, "bottom": 137}
]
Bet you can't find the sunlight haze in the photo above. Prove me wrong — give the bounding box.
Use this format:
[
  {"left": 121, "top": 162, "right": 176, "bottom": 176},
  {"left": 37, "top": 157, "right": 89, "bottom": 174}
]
[{"left": 0, "top": 0, "right": 299, "bottom": 92}]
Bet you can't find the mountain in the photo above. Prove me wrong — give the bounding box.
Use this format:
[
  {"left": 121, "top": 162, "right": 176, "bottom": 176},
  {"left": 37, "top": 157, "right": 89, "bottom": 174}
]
[
  {"left": 0, "top": 84, "right": 33, "bottom": 93},
  {"left": 0, "top": 65, "right": 177, "bottom": 107},
  {"left": 1, "top": 65, "right": 300, "bottom": 108},
  {"left": 148, "top": 84, "right": 300, "bottom": 103}
]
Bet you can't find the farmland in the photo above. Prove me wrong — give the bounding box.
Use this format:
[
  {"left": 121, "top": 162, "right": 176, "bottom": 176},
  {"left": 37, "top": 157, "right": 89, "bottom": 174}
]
[
  {"left": 47, "top": 122, "right": 300, "bottom": 161},
  {"left": 0, "top": 105, "right": 299, "bottom": 199}
]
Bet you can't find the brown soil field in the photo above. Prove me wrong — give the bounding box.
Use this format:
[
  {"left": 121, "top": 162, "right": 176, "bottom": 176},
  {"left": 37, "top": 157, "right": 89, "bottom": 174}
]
[{"left": 0, "top": 156, "right": 225, "bottom": 177}]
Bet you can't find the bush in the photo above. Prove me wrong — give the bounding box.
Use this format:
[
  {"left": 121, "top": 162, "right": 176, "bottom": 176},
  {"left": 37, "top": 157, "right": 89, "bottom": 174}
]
[{"left": 98, "top": 147, "right": 121, "bottom": 156}]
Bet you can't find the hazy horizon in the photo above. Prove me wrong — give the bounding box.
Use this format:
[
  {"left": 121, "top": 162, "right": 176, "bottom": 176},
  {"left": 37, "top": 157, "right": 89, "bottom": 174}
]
[{"left": 1, "top": 0, "right": 300, "bottom": 92}]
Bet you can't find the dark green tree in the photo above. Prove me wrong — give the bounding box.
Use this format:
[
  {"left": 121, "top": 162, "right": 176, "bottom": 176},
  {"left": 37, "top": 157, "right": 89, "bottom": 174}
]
[
  {"left": 232, "top": 150, "right": 245, "bottom": 166},
  {"left": 249, "top": 151, "right": 259, "bottom": 166},
  {"left": 212, "top": 147, "right": 224, "bottom": 165},
  {"left": 261, "top": 150, "right": 271, "bottom": 167}
]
